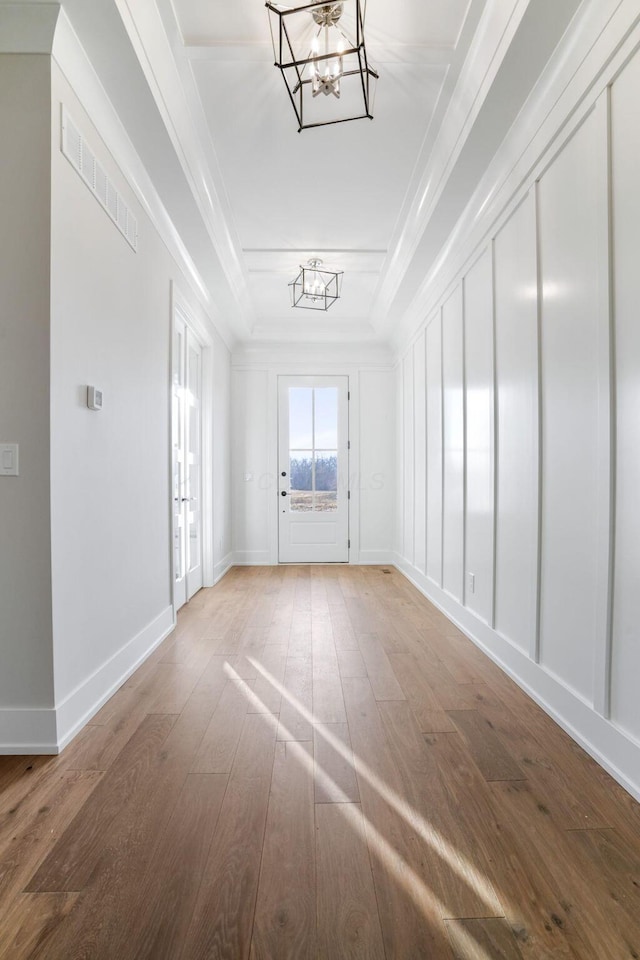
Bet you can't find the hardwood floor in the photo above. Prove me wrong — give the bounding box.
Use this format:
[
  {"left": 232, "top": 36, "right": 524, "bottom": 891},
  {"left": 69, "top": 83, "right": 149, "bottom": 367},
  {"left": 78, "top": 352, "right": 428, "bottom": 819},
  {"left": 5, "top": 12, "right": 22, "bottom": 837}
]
[{"left": 1, "top": 565, "right": 640, "bottom": 959}]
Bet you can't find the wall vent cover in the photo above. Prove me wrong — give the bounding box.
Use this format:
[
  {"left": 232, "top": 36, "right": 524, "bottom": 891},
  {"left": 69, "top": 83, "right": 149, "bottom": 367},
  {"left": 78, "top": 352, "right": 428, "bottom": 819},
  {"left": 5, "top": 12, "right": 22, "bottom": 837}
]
[{"left": 60, "top": 106, "right": 138, "bottom": 252}]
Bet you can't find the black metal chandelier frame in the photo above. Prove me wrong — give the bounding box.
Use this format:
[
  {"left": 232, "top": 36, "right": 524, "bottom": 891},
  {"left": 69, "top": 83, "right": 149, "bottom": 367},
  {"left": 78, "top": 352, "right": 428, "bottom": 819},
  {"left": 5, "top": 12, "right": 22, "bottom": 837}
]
[{"left": 266, "top": 0, "right": 378, "bottom": 132}]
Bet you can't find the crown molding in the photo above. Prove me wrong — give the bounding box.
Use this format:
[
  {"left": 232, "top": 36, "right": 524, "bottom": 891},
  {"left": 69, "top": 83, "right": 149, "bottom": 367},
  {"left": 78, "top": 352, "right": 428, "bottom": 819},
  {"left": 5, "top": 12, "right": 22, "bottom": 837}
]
[
  {"left": 113, "top": 0, "right": 254, "bottom": 338},
  {"left": 244, "top": 249, "right": 387, "bottom": 275},
  {"left": 232, "top": 340, "right": 394, "bottom": 368},
  {"left": 372, "top": 0, "right": 531, "bottom": 335}
]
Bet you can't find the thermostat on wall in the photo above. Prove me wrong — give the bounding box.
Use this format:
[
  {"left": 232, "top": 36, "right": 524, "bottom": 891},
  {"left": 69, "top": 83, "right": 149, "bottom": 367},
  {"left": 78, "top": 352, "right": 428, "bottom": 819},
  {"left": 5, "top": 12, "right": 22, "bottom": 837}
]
[{"left": 87, "top": 385, "right": 103, "bottom": 411}]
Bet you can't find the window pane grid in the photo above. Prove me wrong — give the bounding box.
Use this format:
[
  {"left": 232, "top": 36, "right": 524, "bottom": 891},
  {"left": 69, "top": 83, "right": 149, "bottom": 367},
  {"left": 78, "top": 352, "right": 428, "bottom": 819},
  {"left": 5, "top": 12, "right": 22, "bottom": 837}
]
[{"left": 289, "top": 387, "right": 339, "bottom": 513}]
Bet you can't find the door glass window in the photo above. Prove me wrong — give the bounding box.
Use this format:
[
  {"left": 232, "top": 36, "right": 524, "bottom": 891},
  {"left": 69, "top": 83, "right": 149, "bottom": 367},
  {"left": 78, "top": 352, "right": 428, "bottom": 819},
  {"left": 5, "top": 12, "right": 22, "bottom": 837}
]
[
  {"left": 314, "top": 451, "right": 337, "bottom": 511},
  {"left": 288, "top": 387, "right": 339, "bottom": 512},
  {"left": 290, "top": 451, "right": 312, "bottom": 511},
  {"left": 314, "top": 389, "right": 338, "bottom": 447},
  {"left": 289, "top": 388, "right": 313, "bottom": 448}
]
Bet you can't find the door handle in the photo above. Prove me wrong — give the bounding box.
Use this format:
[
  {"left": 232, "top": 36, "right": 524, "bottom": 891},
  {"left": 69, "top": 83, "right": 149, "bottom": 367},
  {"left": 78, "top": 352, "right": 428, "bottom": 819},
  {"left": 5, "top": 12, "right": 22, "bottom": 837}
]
[{"left": 281, "top": 490, "right": 287, "bottom": 496}]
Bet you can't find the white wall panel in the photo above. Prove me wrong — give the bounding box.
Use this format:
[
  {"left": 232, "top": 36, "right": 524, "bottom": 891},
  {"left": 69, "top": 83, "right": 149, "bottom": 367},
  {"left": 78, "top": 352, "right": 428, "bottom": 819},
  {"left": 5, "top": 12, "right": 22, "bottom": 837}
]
[
  {"left": 231, "top": 365, "right": 395, "bottom": 564},
  {"left": 394, "top": 362, "right": 404, "bottom": 557},
  {"left": 359, "top": 370, "right": 395, "bottom": 558},
  {"left": 538, "top": 113, "right": 601, "bottom": 703},
  {"left": 494, "top": 195, "right": 539, "bottom": 654},
  {"left": 403, "top": 353, "right": 415, "bottom": 565},
  {"left": 213, "top": 332, "right": 232, "bottom": 571},
  {"left": 232, "top": 369, "right": 270, "bottom": 558},
  {"left": 442, "top": 286, "right": 465, "bottom": 601},
  {"left": 426, "top": 315, "right": 443, "bottom": 584},
  {"left": 610, "top": 51, "right": 640, "bottom": 743},
  {"left": 413, "top": 333, "right": 427, "bottom": 575},
  {"left": 464, "top": 250, "right": 494, "bottom": 625}
]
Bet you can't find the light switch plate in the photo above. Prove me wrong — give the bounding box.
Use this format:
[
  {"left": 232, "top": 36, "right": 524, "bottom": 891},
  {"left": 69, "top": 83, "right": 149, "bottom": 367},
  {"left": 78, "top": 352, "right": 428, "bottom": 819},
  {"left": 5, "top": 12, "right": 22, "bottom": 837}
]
[{"left": 0, "top": 443, "right": 19, "bottom": 476}]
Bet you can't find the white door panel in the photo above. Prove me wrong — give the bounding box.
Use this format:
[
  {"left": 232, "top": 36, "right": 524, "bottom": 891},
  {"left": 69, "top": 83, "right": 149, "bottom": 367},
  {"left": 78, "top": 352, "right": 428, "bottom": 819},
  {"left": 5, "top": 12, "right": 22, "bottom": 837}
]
[
  {"left": 172, "top": 315, "right": 203, "bottom": 609},
  {"left": 278, "top": 376, "right": 349, "bottom": 563},
  {"left": 185, "top": 336, "right": 203, "bottom": 599}
]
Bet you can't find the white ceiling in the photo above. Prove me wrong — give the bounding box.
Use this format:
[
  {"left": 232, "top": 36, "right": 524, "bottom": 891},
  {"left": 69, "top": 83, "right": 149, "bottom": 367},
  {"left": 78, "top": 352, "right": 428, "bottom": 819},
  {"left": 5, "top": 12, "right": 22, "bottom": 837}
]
[
  {"left": 169, "top": 0, "right": 485, "bottom": 342},
  {"left": 16, "top": 0, "right": 584, "bottom": 351},
  {"left": 175, "top": 0, "right": 472, "bottom": 49}
]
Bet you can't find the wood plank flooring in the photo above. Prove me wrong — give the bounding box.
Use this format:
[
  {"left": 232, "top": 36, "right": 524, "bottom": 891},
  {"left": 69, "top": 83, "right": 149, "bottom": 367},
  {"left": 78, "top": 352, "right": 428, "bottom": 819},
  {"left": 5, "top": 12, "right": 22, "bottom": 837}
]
[{"left": 1, "top": 565, "right": 640, "bottom": 959}]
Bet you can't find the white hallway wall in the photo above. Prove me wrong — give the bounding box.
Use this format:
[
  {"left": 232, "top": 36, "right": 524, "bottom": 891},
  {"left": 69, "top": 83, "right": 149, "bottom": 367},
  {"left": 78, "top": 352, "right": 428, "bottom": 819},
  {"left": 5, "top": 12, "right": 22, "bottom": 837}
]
[
  {"left": 231, "top": 359, "right": 395, "bottom": 564},
  {"left": 49, "top": 59, "right": 233, "bottom": 750},
  {"left": 394, "top": 2, "right": 640, "bottom": 801},
  {"left": 0, "top": 14, "right": 233, "bottom": 752}
]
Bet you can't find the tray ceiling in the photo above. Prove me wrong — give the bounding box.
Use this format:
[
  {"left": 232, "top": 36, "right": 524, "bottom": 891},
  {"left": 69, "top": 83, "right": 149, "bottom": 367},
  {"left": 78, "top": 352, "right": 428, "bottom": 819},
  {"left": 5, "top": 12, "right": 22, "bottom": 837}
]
[{"left": 21, "top": 0, "right": 584, "bottom": 350}]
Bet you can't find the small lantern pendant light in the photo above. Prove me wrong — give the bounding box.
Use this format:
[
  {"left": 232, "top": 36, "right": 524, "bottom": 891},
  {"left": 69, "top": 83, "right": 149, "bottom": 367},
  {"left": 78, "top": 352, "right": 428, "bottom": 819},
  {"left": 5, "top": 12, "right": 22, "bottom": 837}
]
[{"left": 289, "top": 259, "right": 344, "bottom": 310}]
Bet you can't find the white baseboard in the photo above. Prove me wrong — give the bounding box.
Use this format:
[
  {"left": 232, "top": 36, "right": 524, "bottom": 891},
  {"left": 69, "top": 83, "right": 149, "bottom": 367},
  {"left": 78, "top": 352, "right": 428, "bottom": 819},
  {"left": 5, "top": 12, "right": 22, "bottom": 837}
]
[
  {"left": 228, "top": 553, "right": 395, "bottom": 567},
  {"left": 0, "top": 606, "right": 175, "bottom": 755},
  {"left": 356, "top": 550, "right": 395, "bottom": 565},
  {"left": 232, "top": 550, "right": 271, "bottom": 565},
  {"left": 54, "top": 605, "right": 175, "bottom": 753},
  {"left": 393, "top": 555, "right": 640, "bottom": 804},
  {"left": 213, "top": 553, "right": 234, "bottom": 584}
]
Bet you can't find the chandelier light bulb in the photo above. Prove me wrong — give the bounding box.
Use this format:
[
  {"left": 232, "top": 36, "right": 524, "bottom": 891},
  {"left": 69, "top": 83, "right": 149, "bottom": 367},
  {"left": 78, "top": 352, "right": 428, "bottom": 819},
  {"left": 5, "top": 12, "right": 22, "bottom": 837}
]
[{"left": 303, "top": 260, "right": 327, "bottom": 301}]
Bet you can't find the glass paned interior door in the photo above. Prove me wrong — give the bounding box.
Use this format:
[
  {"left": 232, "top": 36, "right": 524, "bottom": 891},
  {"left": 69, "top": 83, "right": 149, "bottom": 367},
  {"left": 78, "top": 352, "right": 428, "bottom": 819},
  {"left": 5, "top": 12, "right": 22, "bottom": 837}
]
[
  {"left": 187, "top": 341, "right": 202, "bottom": 588},
  {"left": 172, "top": 321, "right": 187, "bottom": 610},
  {"left": 278, "top": 376, "right": 349, "bottom": 563},
  {"left": 172, "top": 317, "right": 203, "bottom": 609}
]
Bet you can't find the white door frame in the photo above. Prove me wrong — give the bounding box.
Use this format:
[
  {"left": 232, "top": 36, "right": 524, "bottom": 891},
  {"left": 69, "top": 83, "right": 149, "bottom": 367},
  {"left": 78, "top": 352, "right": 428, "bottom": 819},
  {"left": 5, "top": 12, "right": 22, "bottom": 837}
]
[
  {"left": 264, "top": 366, "right": 361, "bottom": 565},
  {"left": 277, "top": 375, "right": 350, "bottom": 563},
  {"left": 170, "top": 282, "right": 214, "bottom": 614}
]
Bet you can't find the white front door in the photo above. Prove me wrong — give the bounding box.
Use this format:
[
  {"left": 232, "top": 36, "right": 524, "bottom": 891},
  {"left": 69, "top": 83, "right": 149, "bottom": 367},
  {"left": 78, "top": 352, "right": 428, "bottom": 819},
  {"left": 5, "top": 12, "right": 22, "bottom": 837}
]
[
  {"left": 172, "top": 315, "right": 203, "bottom": 609},
  {"left": 278, "top": 376, "right": 349, "bottom": 563}
]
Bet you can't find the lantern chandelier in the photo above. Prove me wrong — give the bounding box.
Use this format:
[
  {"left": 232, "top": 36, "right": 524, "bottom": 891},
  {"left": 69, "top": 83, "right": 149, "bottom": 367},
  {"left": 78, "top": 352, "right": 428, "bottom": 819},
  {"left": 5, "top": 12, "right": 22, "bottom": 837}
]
[
  {"left": 289, "top": 259, "right": 344, "bottom": 310},
  {"left": 266, "top": 0, "right": 378, "bottom": 131}
]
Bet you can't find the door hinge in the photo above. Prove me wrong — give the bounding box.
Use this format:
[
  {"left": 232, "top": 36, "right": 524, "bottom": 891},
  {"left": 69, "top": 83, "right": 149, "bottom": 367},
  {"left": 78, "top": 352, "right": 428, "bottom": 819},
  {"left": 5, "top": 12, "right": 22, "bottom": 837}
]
[
  {"left": 347, "top": 440, "right": 351, "bottom": 450},
  {"left": 348, "top": 539, "right": 351, "bottom": 549},
  {"left": 348, "top": 490, "right": 351, "bottom": 500}
]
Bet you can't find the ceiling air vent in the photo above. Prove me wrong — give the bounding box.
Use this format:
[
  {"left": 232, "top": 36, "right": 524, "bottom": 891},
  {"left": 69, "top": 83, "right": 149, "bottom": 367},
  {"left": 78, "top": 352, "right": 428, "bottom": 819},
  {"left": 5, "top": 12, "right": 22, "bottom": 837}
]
[{"left": 60, "top": 105, "right": 138, "bottom": 252}]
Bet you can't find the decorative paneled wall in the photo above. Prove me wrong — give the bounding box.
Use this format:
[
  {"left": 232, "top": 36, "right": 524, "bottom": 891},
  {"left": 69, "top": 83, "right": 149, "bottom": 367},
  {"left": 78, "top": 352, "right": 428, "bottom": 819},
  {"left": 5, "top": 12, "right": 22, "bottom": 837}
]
[
  {"left": 395, "top": 25, "right": 640, "bottom": 801},
  {"left": 425, "top": 318, "right": 443, "bottom": 584},
  {"left": 493, "top": 195, "right": 538, "bottom": 658},
  {"left": 610, "top": 48, "right": 640, "bottom": 745},
  {"left": 232, "top": 364, "right": 396, "bottom": 565},
  {"left": 442, "top": 287, "right": 465, "bottom": 604}
]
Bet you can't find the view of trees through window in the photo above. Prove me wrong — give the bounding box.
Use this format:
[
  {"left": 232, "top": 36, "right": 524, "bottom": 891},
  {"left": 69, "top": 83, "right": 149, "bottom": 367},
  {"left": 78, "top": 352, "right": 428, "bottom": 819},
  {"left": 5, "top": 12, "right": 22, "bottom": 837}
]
[
  {"left": 290, "top": 455, "right": 338, "bottom": 511},
  {"left": 289, "top": 456, "right": 337, "bottom": 491}
]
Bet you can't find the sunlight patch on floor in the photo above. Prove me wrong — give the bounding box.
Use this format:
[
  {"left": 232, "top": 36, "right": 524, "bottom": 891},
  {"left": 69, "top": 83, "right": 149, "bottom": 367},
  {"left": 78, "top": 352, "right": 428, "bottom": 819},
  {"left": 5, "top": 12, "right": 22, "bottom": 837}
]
[
  {"left": 243, "top": 656, "right": 508, "bottom": 915},
  {"left": 224, "top": 658, "right": 503, "bottom": 960}
]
